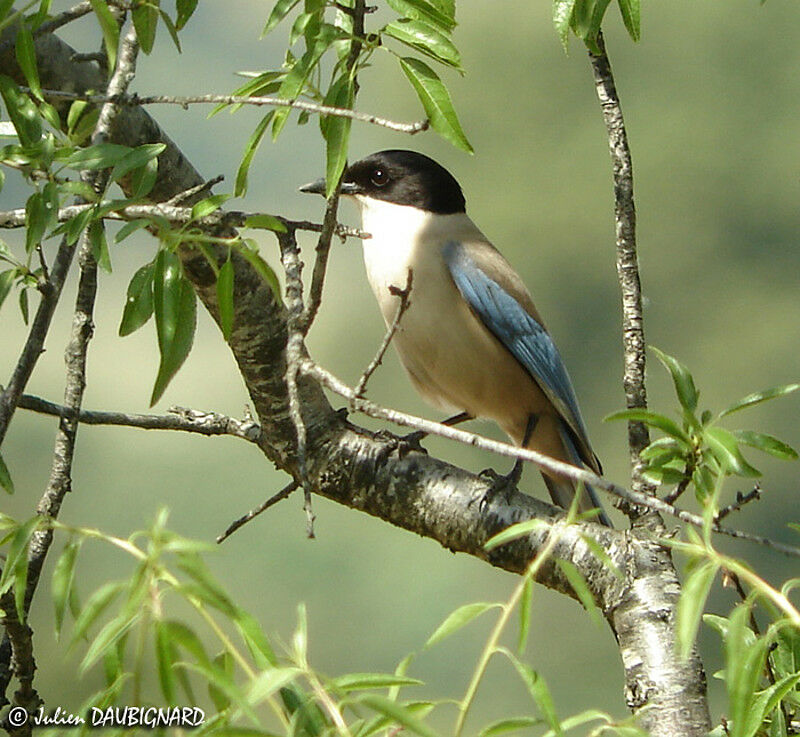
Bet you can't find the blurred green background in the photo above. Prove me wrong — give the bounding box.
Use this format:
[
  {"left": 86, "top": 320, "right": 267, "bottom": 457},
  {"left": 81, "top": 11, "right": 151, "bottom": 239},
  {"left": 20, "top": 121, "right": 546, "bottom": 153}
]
[{"left": 2, "top": 0, "right": 799, "bottom": 731}]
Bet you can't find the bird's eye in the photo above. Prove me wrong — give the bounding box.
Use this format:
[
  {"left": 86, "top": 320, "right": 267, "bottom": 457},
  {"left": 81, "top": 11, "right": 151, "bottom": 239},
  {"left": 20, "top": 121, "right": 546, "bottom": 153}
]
[{"left": 370, "top": 168, "right": 389, "bottom": 187}]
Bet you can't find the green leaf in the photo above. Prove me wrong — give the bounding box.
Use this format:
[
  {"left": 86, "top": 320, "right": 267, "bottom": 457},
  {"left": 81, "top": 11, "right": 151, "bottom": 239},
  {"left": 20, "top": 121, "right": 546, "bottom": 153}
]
[
  {"left": 323, "top": 75, "right": 354, "bottom": 198},
  {"left": 386, "top": 0, "right": 456, "bottom": 32},
  {"left": 484, "top": 518, "right": 548, "bottom": 551},
  {"left": 209, "top": 651, "right": 235, "bottom": 711},
  {"left": 692, "top": 465, "right": 714, "bottom": 501},
  {"left": 80, "top": 612, "right": 138, "bottom": 671},
  {"left": 356, "top": 694, "right": 438, "bottom": 737},
  {"left": 115, "top": 218, "right": 151, "bottom": 244},
  {"left": 217, "top": 257, "right": 234, "bottom": 340},
  {"left": 243, "top": 214, "right": 287, "bottom": 232},
  {"left": 240, "top": 241, "right": 282, "bottom": 302},
  {"left": 89, "top": 220, "right": 111, "bottom": 273},
  {"left": 733, "top": 430, "right": 798, "bottom": 461},
  {"left": 720, "top": 384, "right": 800, "bottom": 418},
  {"left": 0, "top": 74, "right": 41, "bottom": 145},
  {"left": 154, "top": 620, "right": 177, "bottom": 704},
  {"left": 0, "top": 450, "right": 14, "bottom": 494},
  {"left": 150, "top": 250, "right": 197, "bottom": 405},
  {"left": 262, "top": 0, "right": 301, "bottom": 36},
  {"left": 18, "top": 287, "right": 28, "bottom": 324},
  {"left": 330, "top": 673, "right": 424, "bottom": 692},
  {"left": 15, "top": 22, "right": 41, "bottom": 100},
  {"left": 191, "top": 193, "right": 231, "bottom": 220},
  {"left": 65, "top": 142, "right": 131, "bottom": 171},
  {"left": 571, "top": 0, "right": 612, "bottom": 53},
  {"left": 52, "top": 540, "right": 81, "bottom": 638},
  {"left": 705, "top": 427, "right": 761, "bottom": 478},
  {"left": 651, "top": 347, "right": 699, "bottom": 413},
  {"left": 399, "top": 57, "right": 472, "bottom": 152},
  {"left": 161, "top": 619, "right": 211, "bottom": 666},
  {"left": 132, "top": 2, "right": 159, "bottom": 54},
  {"left": 0, "top": 516, "right": 39, "bottom": 596},
  {"left": 235, "top": 112, "right": 273, "bottom": 197},
  {"left": 604, "top": 408, "right": 689, "bottom": 443},
  {"left": 617, "top": 0, "right": 640, "bottom": 41},
  {"left": 553, "top": 0, "right": 578, "bottom": 51},
  {"left": 478, "top": 717, "right": 541, "bottom": 737},
  {"left": 518, "top": 577, "right": 532, "bottom": 654},
  {"left": 119, "top": 262, "right": 155, "bottom": 336},
  {"left": 676, "top": 560, "right": 718, "bottom": 660},
  {"left": 88, "top": 0, "right": 119, "bottom": 72},
  {"left": 158, "top": 9, "right": 181, "bottom": 53},
  {"left": 25, "top": 181, "right": 58, "bottom": 252},
  {"left": 726, "top": 604, "right": 769, "bottom": 737},
  {"left": 247, "top": 667, "right": 301, "bottom": 706},
  {"left": 110, "top": 142, "right": 165, "bottom": 183},
  {"left": 642, "top": 465, "right": 687, "bottom": 486},
  {"left": 69, "top": 581, "right": 125, "bottom": 645},
  {"left": 175, "top": 0, "right": 198, "bottom": 29},
  {"left": 555, "top": 559, "right": 602, "bottom": 627},
  {"left": 131, "top": 156, "right": 159, "bottom": 198},
  {"left": 176, "top": 552, "right": 236, "bottom": 617},
  {"left": 385, "top": 19, "right": 461, "bottom": 68},
  {"left": 234, "top": 610, "right": 277, "bottom": 668},
  {"left": 500, "top": 649, "right": 561, "bottom": 735},
  {"left": 424, "top": 602, "right": 499, "bottom": 649}
]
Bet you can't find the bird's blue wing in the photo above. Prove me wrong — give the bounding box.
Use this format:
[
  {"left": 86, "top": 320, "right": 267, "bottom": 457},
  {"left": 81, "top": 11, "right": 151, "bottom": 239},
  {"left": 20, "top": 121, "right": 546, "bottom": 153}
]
[{"left": 443, "top": 240, "right": 592, "bottom": 452}]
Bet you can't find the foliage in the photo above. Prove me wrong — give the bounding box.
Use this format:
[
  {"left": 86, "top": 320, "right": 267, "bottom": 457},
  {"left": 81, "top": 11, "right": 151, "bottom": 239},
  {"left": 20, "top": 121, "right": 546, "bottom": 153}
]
[{"left": 606, "top": 347, "right": 799, "bottom": 505}]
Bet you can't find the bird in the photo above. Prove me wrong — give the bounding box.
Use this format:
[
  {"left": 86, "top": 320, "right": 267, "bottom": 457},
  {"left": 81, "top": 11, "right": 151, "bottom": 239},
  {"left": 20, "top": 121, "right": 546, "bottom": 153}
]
[{"left": 300, "top": 149, "right": 610, "bottom": 526}]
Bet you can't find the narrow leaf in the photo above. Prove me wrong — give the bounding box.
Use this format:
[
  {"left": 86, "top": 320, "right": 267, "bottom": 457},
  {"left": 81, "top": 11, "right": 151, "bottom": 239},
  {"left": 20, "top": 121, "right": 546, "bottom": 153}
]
[
  {"left": 88, "top": 0, "right": 119, "bottom": 72},
  {"left": 52, "top": 540, "right": 81, "bottom": 638},
  {"left": 424, "top": 602, "right": 499, "bottom": 649},
  {"left": 617, "top": 0, "right": 640, "bottom": 41},
  {"left": 356, "top": 694, "right": 438, "bottom": 737},
  {"left": 243, "top": 214, "right": 287, "bottom": 232},
  {"left": 501, "top": 650, "right": 561, "bottom": 735},
  {"left": 235, "top": 112, "right": 273, "bottom": 197},
  {"left": 240, "top": 242, "right": 282, "bottom": 302},
  {"left": 651, "top": 346, "right": 699, "bottom": 413},
  {"left": 556, "top": 559, "right": 602, "bottom": 627},
  {"left": 399, "top": 57, "right": 472, "bottom": 152},
  {"left": 552, "top": 0, "right": 578, "bottom": 51},
  {"left": 385, "top": 19, "right": 461, "bottom": 68},
  {"left": 119, "top": 262, "right": 155, "bottom": 336},
  {"left": 154, "top": 620, "right": 177, "bottom": 703},
  {"left": 733, "top": 430, "right": 798, "bottom": 461},
  {"left": 705, "top": 427, "right": 761, "bottom": 478},
  {"left": 0, "top": 450, "right": 14, "bottom": 494},
  {"left": 0, "top": 74, "right": 41, "bottom": 145},
  {"left": 479, "top": 717, "right": 541, "bottom": 737},
  {"left": 110, "top": 142, "right": 165, "bottom": 183},
  {"left": 262, "top": 0, "right": 301, "bottom": 36},
  {"left": 175, "top": 0, "right": 199, "bottom": 29},
  {"left": 386, "top": 0, "right": 456, "bottom": 32},
  {"left": 323, "top": 75, "right": 353, "bottom": 198},
  {"left": 484, "top": 518, "right": 548, "bottom": 551},
  {"left": 518, "top": 577, "right": 532, "bottom": 654},
  {"left": 69, "top": 581, "right": 125, "bottom": 645},
  {"left": 151, "top": 251, "right": 197, "bottom": 405},
  {"left": 720, "top": 384, "right": 800, "bottom": 418},
  {"left": 15, "top": 22, "right": 41, "bottom": 100},
  {"left": 676, "top": 560, "right": 718, "bottom": 660},
  {"left": 331, "top": 673, "right": 424, "bottom": 692},
  {"left": 604, "top": 408, "right": 689, "bottom": 443},
  {"left": 132, "top": 2, "right": 159, "bottom": 54}
]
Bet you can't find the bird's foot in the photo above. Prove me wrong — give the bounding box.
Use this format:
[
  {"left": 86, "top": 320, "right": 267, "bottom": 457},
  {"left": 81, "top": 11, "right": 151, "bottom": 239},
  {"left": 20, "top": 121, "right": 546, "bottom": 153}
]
[
  {"left": 375, "top": 429, "right": 428, "bottom": 459},
  {"left": 476, "top": 461, "right": 523, "bottom": 510}
]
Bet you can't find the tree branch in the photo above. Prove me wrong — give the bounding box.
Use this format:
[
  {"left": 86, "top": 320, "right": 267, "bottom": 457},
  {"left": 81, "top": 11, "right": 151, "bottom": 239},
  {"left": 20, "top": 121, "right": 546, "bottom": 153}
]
[
  {"left": 15, "top": 394, "right": 261, "bottom": 441},
  {"left": 589, "top": 32, "right": 656, "bottom": 522},
  {"left": 32, "top": 88, "right": 429, "bottom": 134}
]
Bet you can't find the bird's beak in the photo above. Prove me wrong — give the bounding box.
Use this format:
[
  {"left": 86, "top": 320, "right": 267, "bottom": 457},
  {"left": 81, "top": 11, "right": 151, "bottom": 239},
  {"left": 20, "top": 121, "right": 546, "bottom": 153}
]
[
  {"left": 299, "top": 178, "right": 363, "bottom": 196},
  {"left": 299, "top": 177, "right": 326, "bottom": 195}
]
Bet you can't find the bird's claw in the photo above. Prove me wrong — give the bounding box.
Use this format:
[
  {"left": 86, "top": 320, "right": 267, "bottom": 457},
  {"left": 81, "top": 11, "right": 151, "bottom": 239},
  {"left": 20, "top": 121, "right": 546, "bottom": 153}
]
[
  {"left": 375, "top": 429, "right": 428, "bottom": 459},
  {"left": 475, "top": 467, "right": 518, "bottom": 510}
]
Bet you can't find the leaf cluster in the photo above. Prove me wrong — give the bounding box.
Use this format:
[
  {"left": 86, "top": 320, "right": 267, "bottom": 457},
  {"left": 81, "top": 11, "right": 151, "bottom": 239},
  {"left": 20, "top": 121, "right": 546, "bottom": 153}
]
[{"left": 606, "top": 347, "right": 798, "bottom": 507}]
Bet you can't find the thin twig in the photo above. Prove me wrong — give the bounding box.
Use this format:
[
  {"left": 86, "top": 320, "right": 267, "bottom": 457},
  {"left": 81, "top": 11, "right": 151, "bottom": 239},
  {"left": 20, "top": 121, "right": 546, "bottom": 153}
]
[
  {"left": 301, "top": 357, "right": 800, "bottom": 559},
  {"left": 31, "top": 88, "right": 429, "bottom": 134},
  {"left": 15, "top": 394, "right": 261, "bottom": 441},
  {"left": 353, "top": 269, "right": 413, "bottom": 399},
  {"left": 0, "top": 203, "right": 369, "bottom": 240},
  {"left": 164, "top": 174, "right": 225, "bottom": 206},
  {"left": 663, "top": 468, "right": 692, "bottom": 505},
  {"left": 278, "top": 229, "right": 315, "bottom": 538},
  {"left": 588, "top": 32, "right": 654, "bottom": 520},
  {"left": 216, "top": 480, "right": 300, "bottom": 544},
  {"left": 715, "top": 485, "right": 761, "bottom": 522}
]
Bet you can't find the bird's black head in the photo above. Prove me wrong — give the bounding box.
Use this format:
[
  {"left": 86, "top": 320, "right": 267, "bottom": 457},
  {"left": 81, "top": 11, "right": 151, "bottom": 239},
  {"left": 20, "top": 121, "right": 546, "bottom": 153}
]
[{"left": 300, "top": 150, "right": 466, "bottom": 215}]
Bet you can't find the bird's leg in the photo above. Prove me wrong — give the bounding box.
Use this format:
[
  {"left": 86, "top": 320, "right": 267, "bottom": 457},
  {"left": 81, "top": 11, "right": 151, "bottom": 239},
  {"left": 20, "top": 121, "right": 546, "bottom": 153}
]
[
  {"left": 401, "top": 411, "right": 473, "bottom": 449},
  {"left": 479, "top": 414, "right": 538, "bottom": 507}
]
